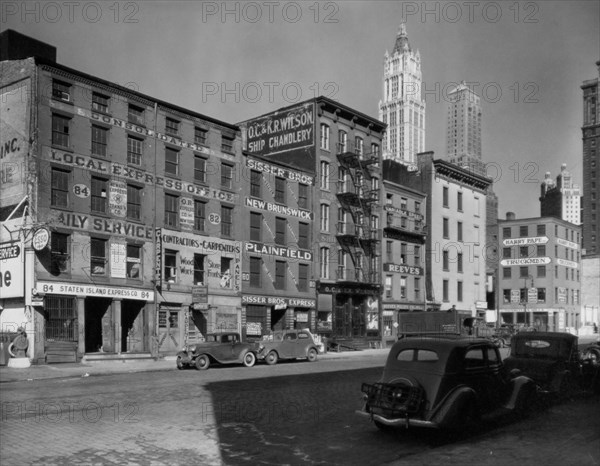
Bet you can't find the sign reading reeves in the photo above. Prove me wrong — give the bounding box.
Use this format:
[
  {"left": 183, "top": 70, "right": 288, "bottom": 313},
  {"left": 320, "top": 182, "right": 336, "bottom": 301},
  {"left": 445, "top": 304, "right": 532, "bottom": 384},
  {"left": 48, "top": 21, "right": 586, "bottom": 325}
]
[{"left": 243, "top": 103, "right": 314, "bottom": 156}]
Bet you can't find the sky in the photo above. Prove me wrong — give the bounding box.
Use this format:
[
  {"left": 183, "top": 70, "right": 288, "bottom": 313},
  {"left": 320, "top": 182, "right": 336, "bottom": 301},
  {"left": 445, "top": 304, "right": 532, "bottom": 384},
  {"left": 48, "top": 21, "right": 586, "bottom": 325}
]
[{"left": 2, "top": 1, "right": 598, "bottom": 219}]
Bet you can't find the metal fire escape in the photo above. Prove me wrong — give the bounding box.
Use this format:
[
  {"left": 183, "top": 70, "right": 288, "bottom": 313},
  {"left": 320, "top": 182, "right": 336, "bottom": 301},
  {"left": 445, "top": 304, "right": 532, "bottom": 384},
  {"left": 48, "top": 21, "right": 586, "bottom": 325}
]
[{"left": 335, "top": 142, "right": 380, "bottom": 284}]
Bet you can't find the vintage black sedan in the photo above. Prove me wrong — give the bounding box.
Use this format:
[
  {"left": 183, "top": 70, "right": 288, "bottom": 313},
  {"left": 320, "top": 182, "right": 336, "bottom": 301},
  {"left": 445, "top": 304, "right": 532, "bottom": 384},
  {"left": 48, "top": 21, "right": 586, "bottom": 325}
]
[
  {"left": 176, "top": 332, "right": 258, "bottom": 370},
  {"left": 257, "top": 329, "right": 320, "bottom": 365},
  {"left": 357, "top": 336, "right": 536, "bottom": 431}
]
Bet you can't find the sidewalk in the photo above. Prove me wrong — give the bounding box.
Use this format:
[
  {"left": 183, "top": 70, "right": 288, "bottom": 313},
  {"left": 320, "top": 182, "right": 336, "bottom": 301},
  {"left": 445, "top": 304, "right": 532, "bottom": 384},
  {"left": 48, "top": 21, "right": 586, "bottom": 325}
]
[{"left": 0, "top": 348, "right": 390, "bottom": 384}]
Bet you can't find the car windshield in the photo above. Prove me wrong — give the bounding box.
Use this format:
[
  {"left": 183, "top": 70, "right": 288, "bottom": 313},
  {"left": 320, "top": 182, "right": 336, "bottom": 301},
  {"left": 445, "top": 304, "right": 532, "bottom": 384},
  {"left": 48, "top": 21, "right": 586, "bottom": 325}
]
[{"left": 513, "top": 337, "right": 573, "bottom": 359}]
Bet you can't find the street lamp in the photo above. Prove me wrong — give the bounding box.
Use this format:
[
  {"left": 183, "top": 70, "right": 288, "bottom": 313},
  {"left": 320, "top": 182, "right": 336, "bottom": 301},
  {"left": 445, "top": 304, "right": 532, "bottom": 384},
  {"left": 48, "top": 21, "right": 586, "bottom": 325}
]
[{"left": 521, "top": 275, "right": 534, "bottom": 327}]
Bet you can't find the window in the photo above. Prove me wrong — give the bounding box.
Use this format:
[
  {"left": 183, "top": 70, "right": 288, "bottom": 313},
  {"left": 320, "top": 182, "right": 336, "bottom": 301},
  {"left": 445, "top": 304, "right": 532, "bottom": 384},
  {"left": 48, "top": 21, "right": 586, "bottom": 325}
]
[
  {"left": 250, "top": 212, "right": 262, "bottom": 241},
  {"left": 52, "top": 114, "right": 70, "bottom": 147},
  {"left": 415, "top": 201, "right": 421, "bottom": 213},
  {"left": 125, "top": 185, "right": 141, "bottom": 220},
  {"left": 51, "top": 168, "right": 69, "bottom": 207},
  {"left": 298, "top": 222, "right": 309, "bottom": 249},
  {"left": 457, "top": 221, "right": 463, "bottom": 241},
  {"left": 221, "top": 135, "right": 234, "bottom": 153},
  {"left": 385, "top": 275, "right": 392, "bottom": 298},
  {"left": 386, "top": 241, "right": 393, "bottom": 262},
  {"left": 164, "top": 250, "right": 177, "bottom": 282},
  {"left": 537, "top": 288, "right": 546, "bottom": 303},
  {"left": 503, "top": 227, "right": 512, "bottom": 238},
  {"left": 457, "top": 191, "right": 463, "bottom": 211},
  {"left": 51, "top": 233, "right": 70, "bottom": 274},
  {"left": 91, "top": 93, "right": 109, "bottom": 113},
  {"left": 338, "top": 130, "right": 347, "bottom": 153},
  {"left": 414, "top": 245, "right": 421, "bottom": 266},
  {"left": 275, "top": 177, "right": 286, "bottom": 204},
  {"left": 165, "top": 148, "right": 179, "bottom": 175},
  {"left": 371, "top": 143, "right": 380, "bottom": 158},
  {"left": 520, "top": 266, "right": 529, "bottom": 278},
  {"left": 537, "top": 266, "right": 546, "bottom": 278},
  {"left": 250, "top": 170, "right": 262, "bottom": 198},
  {"left": 127, "top": 136, "right": 143, "bottom": 165},
  {"left": 474, "top": 196, "right": 480, "bottom": 216},
  {"left": 128, "top": 104, "right": 145, "bottom": 126},
  {"left": 503, "top": 267, "right": 511, "bottom": 279},
  {"left": 520, "top": 225, "right": 528, "bottom": 237},
  {"left": 90, "top": 238, "right": 107, "bottom": 276},
  {"left": 457, "top": 281, "right": 463, "bottom": 302},
  {"left": 320, "top": 247, "right": 329, "bottom": 279},
  {"left": 194, "top": 127, "right": 208, "bottom": 145},
  {"left": 537, "top": 245, "right": 546, "bottom": 256},
  {"left": 165, "top": 117, "right": 179, "bottom": 135},
  {"left": 355, "top": 136, "right": 363, "bottom": 155},
  {"left": 221, "top": 205, "right": 233, "bottom": 236},
  {"left": 91, "top": 125, "right": 108, "bottom": 156},
  {"left": 298, "top": 264, "right": 308, "bottom": 291},
  {"left": 414, "top": 277, "right": 421, "bottom": 300},
  {"left": 164, "top": 194, "right": 178, "bottom": 227},
  {"left": 320, "top": 161, "right": 330, "bottom": 189},
  {"left": 91, "top": 177, "right": 107, "bottom": 213},
  {"left": 320, "top": 124, "right": 330, "bottom": 150},
  {"left": 194, "top": 200, "right": 206, "bottom": 231},
  {"left": 537, "top": 224, "right": 546, "bottom": 235},
  {"left": 519, "top": 246, "right": 529, "bottom": 258},
  {"left": 474, "top": 225, "right": 480, "bottom": 244},
  {"left": 443, "top": 251, "right": 449, "bottom": 271},
  {"left": 400, "top": 276, "right": 407, "bottom": 299},
  {"left": 275, "top": 261, "right": 286, "bottom": 289},
  {"left": 126, "top": 245, "right": 141, "bottom": 279},
  {"left": 298, "top": 183, "right": 309, "bottom": 209},
  {"left": 221, "top": 163, "right": 234, "bottom": 189},
  {"left": 457, "top": 253, "right": 463, "bottom": 273},
  {"left": 275, "top": 217, "right": 286, "bottom": 245},
  {"left": 443, "top": 218, "right": 449, "bottom": 238},
  {"left": 503, "top": 289, "right": 511, "bottom": 303},
  {"left": 443, "top": 280, "right": 449, "bottom": 302},
  {"left": 401, "top": 243, "right": 407, "bottom": 264},
  {"left": 320, "top": 203, "right": 329, "bottom": 231},
  {"left": 193, "top": 254, "right": 206, "bottom": 285},
  {"left": 194, "top": 156, "right": 206, "bottom": 183},
  {"left": 52, "top": 80, "right": 71, "bottom": 101},
  {"left": 503, "top": 247, "right": 511, "bottom": 259},
  {"left": 443, "top": 186, "right": 449, "bottom": 208},
  {"left": 250, "top": 257, "right": 262, "bottom": 287}
]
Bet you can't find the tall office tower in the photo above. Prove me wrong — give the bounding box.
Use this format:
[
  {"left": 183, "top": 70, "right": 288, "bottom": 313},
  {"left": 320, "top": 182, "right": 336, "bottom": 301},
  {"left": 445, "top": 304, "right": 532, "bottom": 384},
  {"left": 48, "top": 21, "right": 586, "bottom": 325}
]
[
  {"left": 445, "top": 81, "right": 485, "bottom": 176},
  {"left": 581, "top": 61, "right": 600, "bottom": 255},
  {"left": 379, "top": 23, "right": 425, "bottom": 169},
  {"left": 539, "top": 164, "right": 581, "bottom": 225}
]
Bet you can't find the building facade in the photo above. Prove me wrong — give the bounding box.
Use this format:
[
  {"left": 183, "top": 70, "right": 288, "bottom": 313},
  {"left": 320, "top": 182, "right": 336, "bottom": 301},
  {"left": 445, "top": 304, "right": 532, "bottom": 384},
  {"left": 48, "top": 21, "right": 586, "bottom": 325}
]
[
  {"left": 498, "top": 214, "right": 582, "bottom": 331},
  {"left": 445, "top": 82, "right": 485, "bottom": 177},
  {"left": 1, "top": 33, "right": 244, "bottom": 362},
  {"left": 539, "top": 164, "right": 582, "bottom": 225},
  {"left": 379, "top": 23, "right": 425, "bottom": 169},
  {"left": 581, "top": 61, "right": 600, "bottom": 256}
]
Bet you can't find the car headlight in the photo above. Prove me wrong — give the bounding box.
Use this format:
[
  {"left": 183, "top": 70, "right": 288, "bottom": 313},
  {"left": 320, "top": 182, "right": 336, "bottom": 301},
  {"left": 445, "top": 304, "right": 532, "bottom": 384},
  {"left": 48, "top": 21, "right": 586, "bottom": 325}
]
[{"left": 258, "top": 345, "right": 265, "bottom": 353}]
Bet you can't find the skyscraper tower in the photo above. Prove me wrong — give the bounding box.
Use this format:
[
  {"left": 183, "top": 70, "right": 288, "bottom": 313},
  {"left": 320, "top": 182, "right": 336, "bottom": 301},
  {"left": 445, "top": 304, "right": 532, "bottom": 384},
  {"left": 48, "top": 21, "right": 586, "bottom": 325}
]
[
  {"left": 379, "top": 23, "right": 425, "bottom": 169},
  {"left": 539, "top": 164, "right": 582, "bottom": 225},
  {"left": 445, "top": 81, "right": 485, "bottom": 176}
]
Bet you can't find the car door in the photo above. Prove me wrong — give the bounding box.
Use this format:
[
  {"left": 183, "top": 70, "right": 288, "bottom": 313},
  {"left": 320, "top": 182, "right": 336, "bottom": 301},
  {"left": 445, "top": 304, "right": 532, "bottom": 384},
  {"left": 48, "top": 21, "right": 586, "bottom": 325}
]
[
  {"left": 461, "top": 345, "right": 493, "bottom": 409},
  {"left": 279, "top": 332, "right": 297, "bottom": 359}
]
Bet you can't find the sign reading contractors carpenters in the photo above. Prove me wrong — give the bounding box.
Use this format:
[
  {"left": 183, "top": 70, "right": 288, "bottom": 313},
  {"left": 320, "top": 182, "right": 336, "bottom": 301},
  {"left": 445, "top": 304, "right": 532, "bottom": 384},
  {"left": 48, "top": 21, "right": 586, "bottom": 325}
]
[{"left": 37, "top": 281, "right": 154, "bottom": 301}]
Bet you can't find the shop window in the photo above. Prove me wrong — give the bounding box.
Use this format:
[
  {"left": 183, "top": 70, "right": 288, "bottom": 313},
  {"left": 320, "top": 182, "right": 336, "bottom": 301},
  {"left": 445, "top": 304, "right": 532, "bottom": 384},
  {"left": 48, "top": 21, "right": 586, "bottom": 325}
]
[
  {"left": 168, "top": 311, "right": 179, "bottom": 328},
  {"left": 51, "top": 168, "right": 69, "bottom": 208},
  {"left": 45, "top": 296, "right": 77, "bottom": 342},
  {"left": 90, "top": 238, "right": 107, "bottom": 276},
  {"left": 126, "top": 245, "right": 141, "bottom": 279},
  {"left": 194, "top": 254, "right": 206, "bottom": 285}
]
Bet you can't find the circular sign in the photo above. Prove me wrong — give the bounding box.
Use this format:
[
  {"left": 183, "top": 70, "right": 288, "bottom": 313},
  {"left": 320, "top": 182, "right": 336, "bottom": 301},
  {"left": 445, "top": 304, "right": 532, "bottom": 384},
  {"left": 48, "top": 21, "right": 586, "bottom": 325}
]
[
  {"left": 208, "top": 213, "right": 221, "bottom": 225},
  {"left": 32, "top": 228, "right": 50, "bottom": 251},
  {"left": 73, "top": 184, "right": 90, "bottom": 198}
]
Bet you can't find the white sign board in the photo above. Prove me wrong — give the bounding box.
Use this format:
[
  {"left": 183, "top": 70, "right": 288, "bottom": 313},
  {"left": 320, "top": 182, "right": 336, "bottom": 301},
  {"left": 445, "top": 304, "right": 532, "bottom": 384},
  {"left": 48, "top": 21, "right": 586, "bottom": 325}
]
[
  {"left": 36, "top": 281, "right": 154, "bottom": 301},
  {"left": 110, "top": 242, "right": 127, "bottom": 279},
  {"left": 0, "top": 241, "right": 24, "bottom": 299}
]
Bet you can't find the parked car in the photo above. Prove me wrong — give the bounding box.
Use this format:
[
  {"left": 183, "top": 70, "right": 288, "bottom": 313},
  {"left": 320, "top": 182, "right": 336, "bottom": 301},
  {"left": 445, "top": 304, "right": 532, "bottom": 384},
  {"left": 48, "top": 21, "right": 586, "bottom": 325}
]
[
  {"left": 257, "top": 329, "right": 319, "bottom": 365},
  {"left": 492, "top": 324, "right": 518, "bottom": 348},
  {"left": 176, "top": 332, "right": 258, "bottom": 370},
  {"left": 503, "top": 331, "right": 600, "bottom": 397},
  {"left": 356, "top": 336, "right": 536, "bottom": 431}
]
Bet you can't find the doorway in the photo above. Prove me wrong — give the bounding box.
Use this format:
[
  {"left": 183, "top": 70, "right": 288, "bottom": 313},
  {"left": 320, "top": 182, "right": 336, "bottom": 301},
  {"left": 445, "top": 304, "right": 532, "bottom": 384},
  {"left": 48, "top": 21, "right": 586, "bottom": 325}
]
[
  {"left": 121, "top": 301, "right": 146, "bottom": 353},
  {"left": 271, "top": 308, "right": 287, "bottom": 331},
  {"left": 85, "top": 297, "right": 112, "bottom": 353}
]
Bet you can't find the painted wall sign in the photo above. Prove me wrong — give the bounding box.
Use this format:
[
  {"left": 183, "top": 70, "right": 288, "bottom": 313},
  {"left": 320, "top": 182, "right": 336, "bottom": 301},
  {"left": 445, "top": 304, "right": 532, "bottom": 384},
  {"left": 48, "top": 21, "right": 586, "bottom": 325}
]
[
  {"left": 500, "top": 257, "right": 551, "bottom": 266},
  {"left": 47, "top": 147, "right": 239, "bottom": 203},
  {"left": 527, "top": 288, "right": 538, "bottom": 304},
  {"left": 0, "top": 241, "right": 24, "bottom": 299},
  {"left": 502, "top": 236, "right": 549, "bottom": 246},
  {"left": 208, "top": 213, "right": 221, "bottom": 225},
  {"left": 245, "top": 197, "right": 313, "bottom": 220},
  {"left": 55, "top": 212, "right": 153, "bottom": 240},
  {"left": 37, "top": 281, "right": 154, "bottom": 301},
  {"left": 242, "top": 295, "right": 315, "bottom": 308},
  {"left": 556, "top": 258, "right": 578, "bottom": 269},
  {"left": 244, "top": 241, "right": 312, "bottom": 261},
  {"left": 1, "top": 79, "right": 30, "bottom": 208},
  {"left": 556, "top": 238, "right": 579, "bottom": 250},
  {"left": 179, "top": 197, "right": 194, "bottom": 231},
  {"left": 383, "top": 205, "right": 424, "bottom": 221},
  {"left": 73, "top": 183, "right": 90, "bottom": 198},
  {"left": 557, "top": 287, "right": 567, "bottom": 304},
  {"left": 109, "top": 180, "right": 127, "bottom": 217},
  {"left": 155, "top": 227, "right": 162, "bottom": 285},
  {"left": 383, "top": 263, "right": 422, "bottom": 275},
  {"left": 318, "top": 284, "right": 376, "bottom": 295},
  {"left": 110, "top": 242, "right": 127, "bottom": 279},
  {"left": 245, "top": 158, "right": 314, "bottom": 185},
  {"left": 511, "top": 290, "right": 521, "bottom": 303}
]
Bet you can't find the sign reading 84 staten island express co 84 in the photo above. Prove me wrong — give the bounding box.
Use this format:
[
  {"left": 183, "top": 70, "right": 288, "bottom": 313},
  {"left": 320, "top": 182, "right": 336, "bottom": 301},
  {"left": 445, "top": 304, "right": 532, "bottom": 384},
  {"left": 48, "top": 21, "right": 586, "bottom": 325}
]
[{"left": 36, "top": 282, "right": 154, "bottom": 301}]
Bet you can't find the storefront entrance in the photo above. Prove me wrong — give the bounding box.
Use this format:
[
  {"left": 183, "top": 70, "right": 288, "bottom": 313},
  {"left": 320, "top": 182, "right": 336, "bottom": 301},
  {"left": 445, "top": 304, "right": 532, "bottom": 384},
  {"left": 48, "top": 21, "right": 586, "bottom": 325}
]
[
  {"left": 84, "top": 297, "right": 111, "bottom": 353},
  {"left": 271, "top": 308, "right": 287, "bottom": 331},
  {"left": 122, "top": 301, "right": 146, "bottom": 353}
]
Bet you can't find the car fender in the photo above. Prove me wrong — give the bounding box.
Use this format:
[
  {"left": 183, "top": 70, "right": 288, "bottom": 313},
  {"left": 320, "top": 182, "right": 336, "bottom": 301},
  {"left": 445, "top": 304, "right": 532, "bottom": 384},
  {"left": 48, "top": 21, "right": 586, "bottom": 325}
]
[
  {"left": 176, "top": 350, "right": 192, "bottom": 364},
  {"left": 505, "top": 375, "right": 536, "bottom": 409},
  {"left": 430, "top": 386, "right": 477, "bottom": 427}
]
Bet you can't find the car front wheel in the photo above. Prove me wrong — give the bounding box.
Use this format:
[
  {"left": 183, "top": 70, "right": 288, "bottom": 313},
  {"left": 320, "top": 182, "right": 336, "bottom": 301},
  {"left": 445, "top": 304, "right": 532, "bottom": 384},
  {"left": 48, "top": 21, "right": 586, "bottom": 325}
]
[
  {"left": 243, "top": 352, "right": 256, "bottom": 367},
  {"left": 265, "top": 351, "right": 278, "bottom": 365},
  {"left": 176, "top": 355, "right": 185, "bottom": 370},
  {"left": 195, "top": 354, "right": 210, "bottom": 370},
  {"left": 307, "top": 348, "right": 318, "bottom": 362}
]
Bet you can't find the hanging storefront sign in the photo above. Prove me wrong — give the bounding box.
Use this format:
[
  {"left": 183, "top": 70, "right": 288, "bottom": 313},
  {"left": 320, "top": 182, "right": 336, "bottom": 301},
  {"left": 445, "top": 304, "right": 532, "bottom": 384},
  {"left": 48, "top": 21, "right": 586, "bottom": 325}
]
[
  {"left": 0, "top": 241, "right": 24, "bottom": 299},
  {"left": 155, "top": 228, "right": 162, "bottom": 285},
  {"left": 36, "top": 281, "right": 154, "bottom": 301},
  {"left": 180, "top": 197, "right": 194, "bottom": 231},
  {"left": 502, "top": 236, "right": 549, "bottom": 246},
  {"left": 110, "top": 242, "right": 127, "bottom": 279},
  {"left": 500, "top": 257, "right": 551, "bottom": 266},
  {"left": 32, "top": 228, "right": 50, "bottom": 251},
  {"left": 109, "top": 180, "right": 127, "bottom": 218},
  {"left": 242, "top": 295, "right": 315, "bottom": 308}
]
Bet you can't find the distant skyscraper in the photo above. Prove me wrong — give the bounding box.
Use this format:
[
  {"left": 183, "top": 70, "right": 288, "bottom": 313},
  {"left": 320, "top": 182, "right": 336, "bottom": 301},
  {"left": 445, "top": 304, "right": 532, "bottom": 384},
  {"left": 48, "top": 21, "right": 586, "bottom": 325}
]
[
  {"left": 379, "top": 23, "right": 425, "bottom": 168},
  {"left": 539, "top": 164, "right": 582, "bottom": 225},
  {"left": 581, "top": 60, "right": 600, "bottom": 255},
  {"left": 445, "top": 81, "right": 485, "bottom": 176}
]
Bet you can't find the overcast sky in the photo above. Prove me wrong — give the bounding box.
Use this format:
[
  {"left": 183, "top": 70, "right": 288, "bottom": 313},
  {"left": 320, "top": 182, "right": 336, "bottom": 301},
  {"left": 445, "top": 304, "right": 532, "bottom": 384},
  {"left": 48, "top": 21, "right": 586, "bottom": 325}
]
[{"left": 2, "top": 1, "right": 598, "bottom": 220}]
